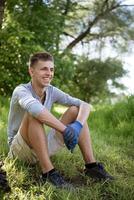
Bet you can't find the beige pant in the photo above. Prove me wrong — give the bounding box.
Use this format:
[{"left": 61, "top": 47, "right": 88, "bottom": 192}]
[{"left": 8, "top": 129, "right": 64, "bottom": 164}]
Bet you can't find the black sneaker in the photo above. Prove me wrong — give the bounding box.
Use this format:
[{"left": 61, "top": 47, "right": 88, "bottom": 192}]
[
  {"left": 84, "top": 162, "right": 114, "bottom": 181},
  {"left": 41, "top": 169, "right": 72, "bottom": 188},
  {"left": 0, "top": 170, "right": 11, "bottom": 192}
]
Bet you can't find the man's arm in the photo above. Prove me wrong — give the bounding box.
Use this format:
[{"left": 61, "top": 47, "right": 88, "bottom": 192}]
[
  {"left": 36, "top": 108, "right": 66, "bottom": 133},
  {"left": 15, "top": 86, "right": 67, "bottom": 133},
  {"left": 52, "top": 86, "right": 91, "bottom": 124},
  {"left": 16, "top": 85, "right": 90, "bottom": 135},
  {"left": 36, "top": 101, "right": 90, "bottom": 152},
  {"left": 76, "top": 102, "right": 91, "bottom": 125},
  {"left": 36, "top": 102, "right": 90, "bottom": 135}
]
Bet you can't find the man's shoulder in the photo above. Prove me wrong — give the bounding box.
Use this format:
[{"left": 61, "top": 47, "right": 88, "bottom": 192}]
[
  {"left": 48, "top": 84, "right": 62, "bottom": 91},
  {"left": 15, "top": 82, "right": 30, "bottom": 89},
  {"left": 48, "top": 85, "right": 65, "bottom": 97},
  {"left": 13, "top": 82, "right": 31, "bottom": 95}
]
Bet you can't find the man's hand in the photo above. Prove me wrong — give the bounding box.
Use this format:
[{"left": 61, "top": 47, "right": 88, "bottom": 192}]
[{"left": 63, "top": 121, "right": 83, "bottom": 152}]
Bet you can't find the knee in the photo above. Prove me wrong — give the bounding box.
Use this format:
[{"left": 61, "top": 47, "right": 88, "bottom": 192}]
[
  {"left": 24, "top": 113, "right": 42, "bottom": 125},
  {"left": 68, "top": 106, "right": 79, "bottom": 118}
]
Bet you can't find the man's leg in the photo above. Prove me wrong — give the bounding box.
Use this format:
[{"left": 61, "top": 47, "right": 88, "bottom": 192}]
[
  {"left": 20, "top": 106, "right": 95, "bottom": 174},
  {"left": 59, "top": 106, "right": 96, "bottom": 164},
  {"left": 60, "top": 106, "right": 114, "bottom": 181},
  {"left": 78, "top": 122, "right": 96, "bottom": 163},
  {"left": 19, "top": 113, "right": 75, "bottom": 188},
  {"left": 19, "top": 114, "right": 54, "bottom": 173}
]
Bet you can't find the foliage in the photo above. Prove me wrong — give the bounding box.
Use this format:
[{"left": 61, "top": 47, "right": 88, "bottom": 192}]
[
  {"left": 6, "top": 0, "right": 64, "bottom": 51},
  {"left": 63, "top": 0, "right": 134, "bottom": 51},
  {"left": 0, "top": 95, "right": 134, "bottom": 199},
  {"left": 0, "top": 0, "right": 134, "bottom": 99},
  {"left": 0, "top": 27, "right": 43, "bottom": 96},
  {"left": 52, "top": 52, "right": 76, "bottom": 92},
  {"left": 69, "top": 56, "right": 127, "bottom": 102},
  {"left": 0, "top": 0, "right": 63, "bottom": 95},
  {"left": 89, "top": 95, "right": 134, "bottom": 138}
]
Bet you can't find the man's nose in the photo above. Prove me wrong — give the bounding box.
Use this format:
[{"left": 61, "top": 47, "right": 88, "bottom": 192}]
[{"left": 46, "top": 69, "right": 52, "bottom": 75}]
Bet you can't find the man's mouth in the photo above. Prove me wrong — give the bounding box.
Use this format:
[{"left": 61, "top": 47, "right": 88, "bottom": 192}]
[{"left": 43, "top": 77, "right": 50, "bottom": 80}]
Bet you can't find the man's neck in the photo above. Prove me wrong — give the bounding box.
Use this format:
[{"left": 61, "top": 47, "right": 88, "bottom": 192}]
[{"left": 31, "top": 82, "right": 46, "bottom": 98}]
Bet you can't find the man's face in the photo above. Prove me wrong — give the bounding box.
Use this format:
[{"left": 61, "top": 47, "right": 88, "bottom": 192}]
[{"left": 29, "top": 60, "right": 54, "bottom": 87}]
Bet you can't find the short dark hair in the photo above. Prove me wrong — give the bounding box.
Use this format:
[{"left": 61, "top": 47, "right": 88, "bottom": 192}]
[{"left": 29, "top": 52, "right": 54, "bottom": 68}]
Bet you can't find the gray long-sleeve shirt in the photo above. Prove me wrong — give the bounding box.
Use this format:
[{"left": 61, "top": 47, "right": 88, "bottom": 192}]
[{"left": 7, "top": 82, "right": 83, "bottom": 145}]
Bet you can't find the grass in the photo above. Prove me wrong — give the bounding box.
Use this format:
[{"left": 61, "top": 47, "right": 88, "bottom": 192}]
[{"left": 0, "top": 95, "right": 134, "bottom": 199}]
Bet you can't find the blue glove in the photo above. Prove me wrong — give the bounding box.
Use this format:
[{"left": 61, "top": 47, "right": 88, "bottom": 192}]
[
  {"left": 63, "top": 121, "right": 83, "bottom": 152},
  {"left": 69, "top": 120, "right": 83, "bottom": 134}
]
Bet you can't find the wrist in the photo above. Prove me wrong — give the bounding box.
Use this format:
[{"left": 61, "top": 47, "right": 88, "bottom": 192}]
[
  {"left": 61, "top": 125, "right": 67, "bottom": 134},
  {"left": 74, "top": 120, "right": 83, "bottom": 128}
]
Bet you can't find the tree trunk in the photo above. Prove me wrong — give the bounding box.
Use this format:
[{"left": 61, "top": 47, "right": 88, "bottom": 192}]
[{"left": 0, "top": 0, "right": 6, "bottom": 29}]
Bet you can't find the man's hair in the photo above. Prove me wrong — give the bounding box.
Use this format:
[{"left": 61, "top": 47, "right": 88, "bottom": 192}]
[{"left": 29, "top": 52, "right": 54, "bottom": 68}]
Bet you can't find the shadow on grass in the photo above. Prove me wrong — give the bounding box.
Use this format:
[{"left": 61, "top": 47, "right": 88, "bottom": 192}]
[{"left": 8, "top": 159, "right": 97, "bottom": 190}]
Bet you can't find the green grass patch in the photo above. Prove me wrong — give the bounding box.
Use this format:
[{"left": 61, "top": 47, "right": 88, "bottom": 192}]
[{"left": 0, "top": 96, "right": 134, "bottom": 199}]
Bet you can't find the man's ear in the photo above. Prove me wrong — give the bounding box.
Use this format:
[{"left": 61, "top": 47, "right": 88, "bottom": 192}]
[{"left": 28, "top": 67, "right": 34, "bottom": 77}]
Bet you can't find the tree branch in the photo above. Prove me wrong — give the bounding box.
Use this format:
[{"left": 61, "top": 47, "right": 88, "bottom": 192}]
[
  {"left": 119, "top": 4, "right": 134, "bottom": 7},
  {"left": 64, "top": 2, "right": 132, "bottom": 51},
  {"left": 63, "top": 31, "right": 75, "bottom": 39},
  {"left": 63, "top": 0, "right": 71, "bottom": 16}
]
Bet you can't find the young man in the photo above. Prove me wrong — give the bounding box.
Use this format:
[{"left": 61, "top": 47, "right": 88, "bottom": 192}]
[{"left": 7, "top": 52, "right": 113, "bottom": 188}]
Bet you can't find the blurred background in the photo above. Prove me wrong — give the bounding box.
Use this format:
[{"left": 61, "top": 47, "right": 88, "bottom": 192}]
[{"left": 0, "top": 0, "right": 134, "bottom": 104}]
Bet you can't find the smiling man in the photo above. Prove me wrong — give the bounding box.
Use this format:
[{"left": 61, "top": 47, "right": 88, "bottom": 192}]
[{"left": 7, "top": 52, "right": 113, "bottom": 188}]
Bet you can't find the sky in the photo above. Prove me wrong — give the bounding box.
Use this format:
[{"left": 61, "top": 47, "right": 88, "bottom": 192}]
[
  {"left": 98, "top": 44, "right": 134, "bottom": 95},
  {"left": 119, "top": 1, "right": 134, "bottom": 95},
  {"left": 121, "top": 53, "right": 134, "bottom": 95}
]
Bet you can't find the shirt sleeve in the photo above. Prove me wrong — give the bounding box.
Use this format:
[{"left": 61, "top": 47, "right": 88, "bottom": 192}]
[
  {"left": 13, "top": 85, "right": 45, "bottom": 116},
  {"left": 52, "top": 86, "right": 83, "bottom": 106}
]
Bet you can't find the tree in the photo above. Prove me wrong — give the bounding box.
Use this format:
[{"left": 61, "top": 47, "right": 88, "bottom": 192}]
[
  {"left": 0, "top": 0, "right": 133, "bottom": 99},
  {"left": 0, "top": 0, "right": 63, "bottom": 95},
  {"left": 69, "top": 56, "right": 127, "bottom": 102},
  {"left": 62, "top": 0, "right": 134, "bottom": 53}
]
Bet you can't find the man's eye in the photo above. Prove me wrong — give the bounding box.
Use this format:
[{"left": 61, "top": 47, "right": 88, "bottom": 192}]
[{"left": 41, "top": 68, "right": 47, "bottom": 70}]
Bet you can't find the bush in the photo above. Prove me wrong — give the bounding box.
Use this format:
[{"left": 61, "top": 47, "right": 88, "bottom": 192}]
[{"left": 89, "top": 95, "right": 134, "bottom": 138}]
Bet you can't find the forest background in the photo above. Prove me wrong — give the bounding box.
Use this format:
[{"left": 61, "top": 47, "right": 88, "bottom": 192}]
[{"left": 0, "top": 0, "right": 134, "bottom": 103}]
